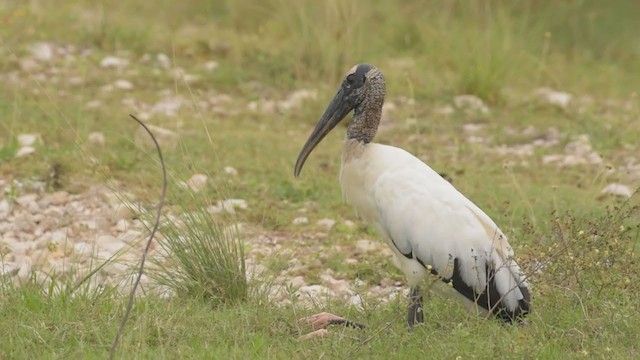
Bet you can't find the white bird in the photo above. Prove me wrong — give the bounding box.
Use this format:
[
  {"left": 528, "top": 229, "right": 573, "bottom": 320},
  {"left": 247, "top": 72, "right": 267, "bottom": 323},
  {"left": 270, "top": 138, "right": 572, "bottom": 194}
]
[{"left": 294, "top": 64, "right": 531, "bottom": 326}]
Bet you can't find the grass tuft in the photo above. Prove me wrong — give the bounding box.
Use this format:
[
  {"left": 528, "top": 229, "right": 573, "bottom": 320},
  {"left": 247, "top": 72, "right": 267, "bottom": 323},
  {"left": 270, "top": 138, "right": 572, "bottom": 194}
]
[{"left": 151, "top": 192, "right": 248, "bottom": 305}]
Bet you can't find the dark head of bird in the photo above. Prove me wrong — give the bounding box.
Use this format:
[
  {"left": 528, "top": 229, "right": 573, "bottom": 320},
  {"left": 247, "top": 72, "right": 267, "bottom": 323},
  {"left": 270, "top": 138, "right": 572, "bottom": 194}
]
[{"left": 294, "top": 64, "right": 385, "bottom": 177}]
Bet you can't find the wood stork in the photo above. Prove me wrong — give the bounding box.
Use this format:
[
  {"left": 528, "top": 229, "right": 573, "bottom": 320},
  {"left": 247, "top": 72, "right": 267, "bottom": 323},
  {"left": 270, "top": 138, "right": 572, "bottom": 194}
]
[{"left": 294, "top": 64, "right": 531, "bottom": 326}]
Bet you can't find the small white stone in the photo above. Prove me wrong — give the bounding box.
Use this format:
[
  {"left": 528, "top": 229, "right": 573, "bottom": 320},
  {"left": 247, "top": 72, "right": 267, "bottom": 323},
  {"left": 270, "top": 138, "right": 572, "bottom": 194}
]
[
  {"left": 112, "top": 205, "right": 134, "bottom": 222},
  {"left": 186, "top": 174, "right": 208, "bottom": 192},
  {"left": 287, "top": 276, "right": 306, "bottom": 288},
  {"left": 224, "top": 166, "right": 238, "bottom": 176},
  {"left": 204, "top": 61, "right": 219, "bottom": 71},
  {"left": 292, "top": 216, "right": 309, "bottom": 225},
  {"left": 114, "top": 79, "right": 133, "bottom": 90},
  {"left": 0, "top": 200, "right": 10, "bottom": 220},
  {"left": 297, "top": 285, "right": 335, "bottom": 299},
  {"left": 134, "top": 124, "right": 179, "bottom": 150},
  {"left": 17, "top": 133, "right": 40, "bottom": 147},
  {"left": 100, "top": 56, "right": 128, "bottom": 68},
  {"left": 434, "top": 105, "right": 455, "bottom": 116},
  {"left": 15, "top": 194, "right": 38, "bottom": 207},
  {"left": 316, "top": 218, "right": 336, "bottom": 230},
  {"left": 151, "top": 96, "right": 183, "bottom": 117},
  {"left": 355, "top": 239, "right": 381, "bottom": 254},
  {"left": 157, "top": 53, "right": 171, "bottom": 68},
  {"left": 115, "top": 219, "right": 130, "bottom": 232},
  {"left": 453, "top": 95, "right": 490, "bottom": 115},
  {"left": 30, "top": 42, "right": 54, "bottom": 62},
  {"left": 88, "top": 132, "right": 106, "bottom": 145},
  {"left": 16, "top": 257, "right": 33, "bottom": 282},
  {"left": 600, "top": 183, "right": 634, "bottom": 199},
  {"left": 86, "top": 100, "right": 102, "bottom": 109},
  {"left": 15, "top": 146, "right": 36, "bottom": 158},
  {"left": 534, "top": 87, "right": 572, "bottom": 108}
]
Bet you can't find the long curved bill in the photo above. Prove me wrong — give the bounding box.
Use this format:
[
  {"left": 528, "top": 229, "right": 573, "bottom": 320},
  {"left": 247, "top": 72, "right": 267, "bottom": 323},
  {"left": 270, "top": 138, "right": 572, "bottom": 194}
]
[{"left": 294, "top": 88, "right": 353, "bottom": 177}]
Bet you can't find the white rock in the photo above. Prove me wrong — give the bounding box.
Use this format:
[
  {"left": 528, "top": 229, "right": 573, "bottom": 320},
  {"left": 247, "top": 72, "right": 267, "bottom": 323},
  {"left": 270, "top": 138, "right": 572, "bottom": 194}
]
[
  {"left": 20, "top": 58, "right": 39, "bottom": 71},
  {"left": 316, "top": 218, "right": 336, "bottom": 230},
  {"left": 112, "top": 205, "right": 134, "bottom": 222},
  {"left": 114, "top": 79, "right": 133, "bottom": 90},
  {"left": 434, "top": 105, "right": 455, "bottom": 116},
  {"left": 207, "top": 199, "right": 248, "bottom": 214},
  {"left": 134, "top": 124, "right": 179, "bottom": 150},
  {"left": 86, "top": 100, "right": 102, "bottom": 109},
  {"left": 287, "top": 276, "right": 306, "bottom": 288},
  {"left": 97, "top": 235, "right": 127, "bottom": 256},
  {"left": 297, "top": 285, "right": 336, "bottom": 299},
  {"left": 278, "top": 89, "right": 317, "bottom": 111},
  {"left": 40, "top": 191, "right": 68, "bottom": 207},
  {"left": 187, "top": 174, "right": 208, "bottom": 192},
  {"left": 600, "top": 183, "right": 634, "bottom": 199},
  {"left": 292, "top": 217, "right": 309, "bottom": 225},
  {"left": 534, "top": 87, "right": 572, "bottom": 108},
  {"left": 204, "top": 61, "right": 219, "bottom": 71},
  {"left": 224, "top": 166, "right": 238, "bottom": 176},
  {"left": 16, "top": 257, "right": 33, "bottom": 282},
  {"left": 355, "top": 239, "right": 381, "bottom": 254},
  {"left": 151, "top": 97, "right": 183, "bottom": 117},
  {"left": 0, "top": 199, "right": 10, "bottom": 220},
  {"left": 453, "top": 95, "right": 490, "bottom": 115},
  {"left": 157, "top": 53, "right": 171, "bottom": 68},
  {"left": 88, "top": 132, "right": 106, "bottom": 145},
  {"left": 100, "top": 56, "right": 129, "bottom": 68},
  {"left": 343, "top": 220, "right": 357, "bottom": 230},
  {"left": 114, "top": 219, "right": 129, "bottom": 232},
  {"left": 1, "top": 262, "right": 18, "bottom": 276},
  {"left": 462, "top": 123, "right": 485, "bottom": 133},
  {"left": 30, "top": 42, "right": 54, "bottom": 61},
  {"left": 15, "top": 146, "right": 36, "bottom": 158},
  {"left": 320, "top": 273, "right": 353, "bottom": 296},
  {"left": 17, "top": 133, "right": 40, "bottom": 147},
  {"left": 74, "top": 242, "right": 94, "bottom": 257},
  {"left": 15, "top": 193, "right": 37, "bottom": 207}
]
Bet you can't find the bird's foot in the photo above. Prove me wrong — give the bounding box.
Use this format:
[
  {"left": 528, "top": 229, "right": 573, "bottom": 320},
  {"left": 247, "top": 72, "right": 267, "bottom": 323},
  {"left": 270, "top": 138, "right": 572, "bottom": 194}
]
[
  {"left": 297, "top": 312, "right": 366, "bottom": 340},
  {"left": 407, "top": 287, "right": 424, "bottom": 328}
]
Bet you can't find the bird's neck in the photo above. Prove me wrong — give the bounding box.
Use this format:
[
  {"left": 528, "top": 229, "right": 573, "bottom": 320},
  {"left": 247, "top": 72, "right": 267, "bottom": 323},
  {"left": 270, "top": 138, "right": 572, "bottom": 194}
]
[{"left": 347, "top": 101, "right": 382, "bottom": 144}]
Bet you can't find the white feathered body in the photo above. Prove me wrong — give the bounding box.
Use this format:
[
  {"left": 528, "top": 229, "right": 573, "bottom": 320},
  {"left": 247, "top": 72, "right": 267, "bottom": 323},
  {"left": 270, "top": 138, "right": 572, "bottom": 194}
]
[{"left": 339, "top": 139, "right": 530, "bottom": 319}]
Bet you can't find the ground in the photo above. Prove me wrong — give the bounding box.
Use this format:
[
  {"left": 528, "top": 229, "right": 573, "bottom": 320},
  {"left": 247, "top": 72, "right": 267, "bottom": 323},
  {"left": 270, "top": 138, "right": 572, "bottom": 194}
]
[{"left": 1, "top": 0, "right": 640, "bottom": 359}]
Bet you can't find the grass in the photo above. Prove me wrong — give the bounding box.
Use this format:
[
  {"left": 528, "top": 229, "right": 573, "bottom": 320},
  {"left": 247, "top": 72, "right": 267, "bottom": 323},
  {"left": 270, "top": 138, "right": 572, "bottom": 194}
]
[{"left": 1, "top": 0, "right": 640, "bottom": 358}]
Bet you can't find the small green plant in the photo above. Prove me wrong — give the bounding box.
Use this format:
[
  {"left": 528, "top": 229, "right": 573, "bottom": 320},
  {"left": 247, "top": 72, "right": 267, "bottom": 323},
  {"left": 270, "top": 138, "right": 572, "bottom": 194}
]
[{"left": 151, "top": 196, "right": 248, "bottom": 305}]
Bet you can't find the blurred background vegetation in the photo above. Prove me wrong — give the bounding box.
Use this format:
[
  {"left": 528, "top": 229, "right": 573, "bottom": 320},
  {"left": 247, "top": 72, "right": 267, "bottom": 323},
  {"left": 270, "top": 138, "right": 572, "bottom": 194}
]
[{"left": 3, "top": 0, "right": 639, "bottom": 101}]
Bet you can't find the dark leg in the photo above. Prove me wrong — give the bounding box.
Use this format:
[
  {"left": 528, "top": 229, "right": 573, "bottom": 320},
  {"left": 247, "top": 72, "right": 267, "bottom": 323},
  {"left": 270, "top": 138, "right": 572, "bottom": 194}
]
[{"left": 407, "top": 286, "right": 424, "bottom": 327}]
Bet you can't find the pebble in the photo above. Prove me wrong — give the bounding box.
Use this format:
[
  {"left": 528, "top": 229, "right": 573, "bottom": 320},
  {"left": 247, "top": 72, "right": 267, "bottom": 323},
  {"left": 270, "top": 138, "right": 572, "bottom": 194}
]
[
  {"left": 453, "top": 95, "right": 490, "bottom": 115},
  {"left": 30, "top": 42, "right": 54, "bottom": 62},
  {"left": 114, "top": 79, "right": 134, "bottom": 90},
  {"left": 316, "top": 218, "right": 336, "bottom": 230},
  {"left": 17, "top": 133, "right": 40, "bottom": 147},
  {"left": 88, "top": 132, "right": 106, "bottom": 145},
  {"left": 600, "top": 183, "right": 634, "bottom": 199},
  {"left": 292, "top": 217, "right": 309, "bottom": 225},
  {"left": 100, "top": 56, "right": 128, "bottom": 68},
  {"left": 355, "top": 239, "right": 381, "bottom": 254},
  {"left": 15, "top": 146, "right": 36, "bottom": 158},
  {"left": 186, "top": 174, "right": 208, "bottom": 192},
  {"left": 224, "top": 166, "right": 238, "bottom": 176},
  {"left": 287, "top": 276, "right": 306, "bottom": 288},
  {"left": 134, "top": 124, "right": 179, "bottom": 150},
  {"left": 534, "top": 87, "right": 572, "bottom": 108}
]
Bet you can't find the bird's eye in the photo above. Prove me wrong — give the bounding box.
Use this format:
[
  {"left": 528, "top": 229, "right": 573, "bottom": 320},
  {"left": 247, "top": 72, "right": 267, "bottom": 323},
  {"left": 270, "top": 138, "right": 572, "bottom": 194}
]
[{"left": 345, "top": 74, "right": 355, "bottom": 88}]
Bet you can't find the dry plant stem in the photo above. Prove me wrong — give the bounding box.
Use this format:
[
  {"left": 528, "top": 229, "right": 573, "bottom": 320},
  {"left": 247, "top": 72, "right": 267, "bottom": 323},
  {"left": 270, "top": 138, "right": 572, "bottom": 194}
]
[{"left": 109, "top": 114, "right": 168, "bottom": 360}]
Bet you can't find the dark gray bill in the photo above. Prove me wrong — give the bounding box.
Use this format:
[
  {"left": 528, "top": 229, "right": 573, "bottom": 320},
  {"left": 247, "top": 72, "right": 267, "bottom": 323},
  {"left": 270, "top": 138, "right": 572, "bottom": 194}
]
[{"left": 294, "top": 88, "right": 353, "bottom": 177}]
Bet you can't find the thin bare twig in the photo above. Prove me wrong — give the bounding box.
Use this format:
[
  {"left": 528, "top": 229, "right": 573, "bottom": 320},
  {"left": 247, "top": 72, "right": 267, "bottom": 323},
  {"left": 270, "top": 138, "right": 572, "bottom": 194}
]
[{"left": 109, "top": 114, "right": 168, "bottom": 359}]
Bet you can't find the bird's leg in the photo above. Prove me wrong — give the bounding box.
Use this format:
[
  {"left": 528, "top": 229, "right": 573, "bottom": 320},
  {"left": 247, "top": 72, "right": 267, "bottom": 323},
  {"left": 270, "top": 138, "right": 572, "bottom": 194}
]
[{"left": 407, "top": 286, "right": 424, "bottom": 327}]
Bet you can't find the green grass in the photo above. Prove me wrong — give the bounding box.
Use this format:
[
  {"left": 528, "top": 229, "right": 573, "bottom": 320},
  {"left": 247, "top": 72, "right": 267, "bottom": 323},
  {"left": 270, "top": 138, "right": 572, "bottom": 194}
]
[{"left": 1, "top": 0, "right": 640, "bottom": 358}]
